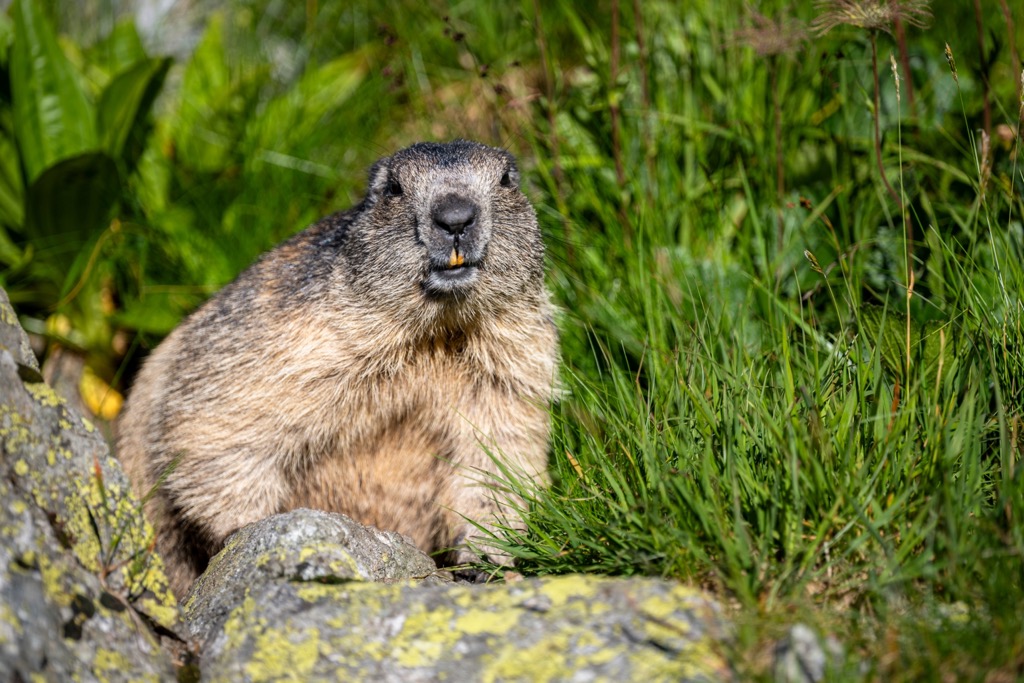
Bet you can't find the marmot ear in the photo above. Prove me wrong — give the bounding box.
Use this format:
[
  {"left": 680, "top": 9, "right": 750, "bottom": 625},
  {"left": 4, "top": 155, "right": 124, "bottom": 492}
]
[
  {"left": 368, "top": 158, "right": 392, "bottom": 196},
  {"left": 501, "top": 164, "right": 520, "bottom": 189}
]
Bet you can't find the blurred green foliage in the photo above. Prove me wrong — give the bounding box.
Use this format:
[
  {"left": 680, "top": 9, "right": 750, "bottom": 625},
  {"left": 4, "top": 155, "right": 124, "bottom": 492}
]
[{"left": 1, "top": 0, "right": 168, "bottom": 367}]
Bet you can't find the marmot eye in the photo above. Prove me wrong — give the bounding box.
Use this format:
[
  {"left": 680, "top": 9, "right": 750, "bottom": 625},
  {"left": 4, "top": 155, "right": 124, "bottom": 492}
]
[
  {"left": 500, "top": 171, "right": 512, "bottom": 187},
  {"left": 386, "top": 178, "right": 403, "bottom": 197}
]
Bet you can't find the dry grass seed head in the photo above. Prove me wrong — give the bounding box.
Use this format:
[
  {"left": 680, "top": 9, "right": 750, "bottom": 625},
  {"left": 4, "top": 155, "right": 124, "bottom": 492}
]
[
  {"left": 1019, "top": 69, "right": 1024, "bottom": 120},
  {"left": 889, "top": 52, "right": 900, "bottom": 102},
  {"left": 980, "top": 129, "right": 992, "bottom": 200},
  {"left": 811, "top": 0, "right": 932, "bottom": 36},
  {"left": 944, "top": 43, "right": 958, "bottom": 84},
  {"left": 733, "top": 8, "right": 808, "bottom": 57}
]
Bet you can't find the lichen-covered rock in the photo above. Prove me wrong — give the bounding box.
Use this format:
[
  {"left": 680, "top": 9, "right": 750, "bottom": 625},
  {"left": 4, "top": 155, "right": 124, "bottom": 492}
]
[
  {"left": 185, "top": 508, "right": 449, "bottom": 645},
  {"left": 0, "top": 289, "right": 182, "bottom": 681},
  {"left": 186, "top": 513, "right": 730, "bottom": 682},
  {"left": 0, "top": 288, "right": 40, "bottom": 380},
  {"left": 198, "top": 575, "right": 729, "bottom": 682}
]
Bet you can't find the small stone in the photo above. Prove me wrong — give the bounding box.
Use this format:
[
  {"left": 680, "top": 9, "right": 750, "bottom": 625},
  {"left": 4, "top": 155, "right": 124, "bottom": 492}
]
[{"left": 773, "top": 623, "right": 844, "bottom": 683}]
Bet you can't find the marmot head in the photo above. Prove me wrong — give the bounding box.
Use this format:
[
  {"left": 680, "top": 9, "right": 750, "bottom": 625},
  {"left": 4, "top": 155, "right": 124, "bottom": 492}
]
[{"left": 340, "top": 141, "right": 546, "bottom": 327}]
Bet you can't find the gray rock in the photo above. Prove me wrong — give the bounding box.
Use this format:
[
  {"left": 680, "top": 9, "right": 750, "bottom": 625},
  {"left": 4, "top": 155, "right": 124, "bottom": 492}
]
[
  {"left": 773, "top": 623, "right": 844, "bottom": 683},
  {"left": 0, "top": 288, "right": 182, "bottom": 681},
  {"left": 0, "top": 288, "right": 41, "bottom": 380},
  {"left": 185, "top": 508, "right": 448, "bottom": 645},
  {"left": 185, "top": 513, "right": 731, "bottom": 682}
]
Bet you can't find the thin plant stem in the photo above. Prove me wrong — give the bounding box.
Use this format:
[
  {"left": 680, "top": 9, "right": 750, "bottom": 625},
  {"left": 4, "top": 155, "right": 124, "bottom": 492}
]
[
  {"left": 893, "top": 16, "right": 915, "bottom": 115},
  {"left": 892, "top": 53, "right": 912, "bottom": 381},
  {"left": 609, "top": 0, "right": 633, "bottom": 245},
  {"left": 772, "top": 57, "right": 784, "bottom": 253},
  {"left": 973, "top": 0, "right": 992, "bottom": 135},
  {"left": 871, "top": 32, "right": 902, "bottom": 206},
  {"left": 999, "top": 0, "right": 1022, "bottom": 117},
  {"left": 1010, "top": 74, "right": 1024, "bottom": 249},
  {"left": 305, "top": 0, "right": 317, "bottom": 37},
  {"left": 949, "top": 43, "right": 1009, "bottom": 308},
  {"left": 610, "top": 0, "right": 626, "bottom": 189},
  {"left": 530, "top": 0, "right": 573, "bottom": 263},
  {"left": 632, "top": 0, "right": 656, "bottom": 203}
]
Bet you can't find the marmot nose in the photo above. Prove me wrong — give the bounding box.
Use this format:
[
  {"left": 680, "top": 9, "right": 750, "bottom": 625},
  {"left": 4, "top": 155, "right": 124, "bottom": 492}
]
[{"left": 432, "top": 195, "right": 479, "bottom": 235}]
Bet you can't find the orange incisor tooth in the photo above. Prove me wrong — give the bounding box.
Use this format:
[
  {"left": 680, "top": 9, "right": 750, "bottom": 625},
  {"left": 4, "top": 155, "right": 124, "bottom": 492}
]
[{"left": 449, "top": 248, "right": 465, "bottom": 267}]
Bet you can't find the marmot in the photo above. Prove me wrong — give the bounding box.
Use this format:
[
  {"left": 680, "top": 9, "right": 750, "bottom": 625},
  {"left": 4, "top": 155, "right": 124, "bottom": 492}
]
[{"left": 117, "top": 141, "right": 560, "bottom": 596}]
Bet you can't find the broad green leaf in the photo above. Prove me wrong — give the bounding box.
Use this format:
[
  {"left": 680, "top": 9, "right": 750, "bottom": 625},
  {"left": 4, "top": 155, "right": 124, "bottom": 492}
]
[
  {"left": 97, "top": 56, "right": 171, "bottom": 159},
  {"left": 88, "top": 19, "right": 147, "bottom": 77},
  {"left": 247, "top": 49, "right": 370, "bottom": 154},
  {"left": 0, "top": 11, "right": 13, "bottom": 68},
  {"left": 24, "top": 152, "right": 119, "bottom": 267},
  {"left": 10, "top": 0, "right": 97, "bottom": 182},
  {"left": 114, "top": 297, "right": 189, "bottom": 335},
  {"left": 175, "top": 14, "right": 254, "bottom": 173},
  {"left": 0, "top": 227, "right": 26, "bottom": 269},
  {"left": 130, "top": 130, "right": 173, "bottom": 216},
  {"left": 0, "top": 122, "right": 25, "bottom": 229}
]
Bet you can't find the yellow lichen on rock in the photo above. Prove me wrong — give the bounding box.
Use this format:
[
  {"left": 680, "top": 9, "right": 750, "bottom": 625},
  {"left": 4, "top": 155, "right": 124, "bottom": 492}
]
[
  {"left": 23, "top": 382, "right": 63, "bottom": 408},
  {"left": 63, "top": 476, "right": 179, "bottom": 630},
  {"left": 0, "top": 287, "right": 181, "bottom": 680},
  {"left": 481, "top": 630, "right": 574, "bottom": 683},
  {"left": 0, "top": 599, "right": 23, "bottom": 638},
  {"left": 392, "top": 602, "right": 458, "bottom": 667},
  {"left": 183, "top": 512, "right": 728, "bottom": 682},
  {"left": 0, "top": 408, "right": 33, "bottom": 452},
  {"left": 247, "top": 624, "right": 321, "bottom": 682},
  {"left": 217, "top": 594, "right": 322, "bottom": 682},
  {"left": 35, "top": 553, "right": 74, "bottom": 608},
  {"left": 454, "top": 604, "right": 519, "bottom": 637},
  {"left": 93, "top": 650, "right": 131, "bottom": 682},
  {"left": 0, "top": 299, "right": 16, "bottom": 326}
]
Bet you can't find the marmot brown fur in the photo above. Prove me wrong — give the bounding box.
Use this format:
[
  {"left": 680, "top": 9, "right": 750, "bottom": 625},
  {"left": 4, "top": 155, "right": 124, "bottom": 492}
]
[{"left": 117, "top": 141, "right": 560, "bottom": 596}]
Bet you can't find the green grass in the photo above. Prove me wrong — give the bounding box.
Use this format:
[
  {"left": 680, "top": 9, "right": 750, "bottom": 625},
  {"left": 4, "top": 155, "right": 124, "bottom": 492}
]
[
  {"left": 500, "top": 4, "right": 1024, "bottom": 678},
  {"left": 4, "top": 0, "right": 1024, "bottom": 679}
]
